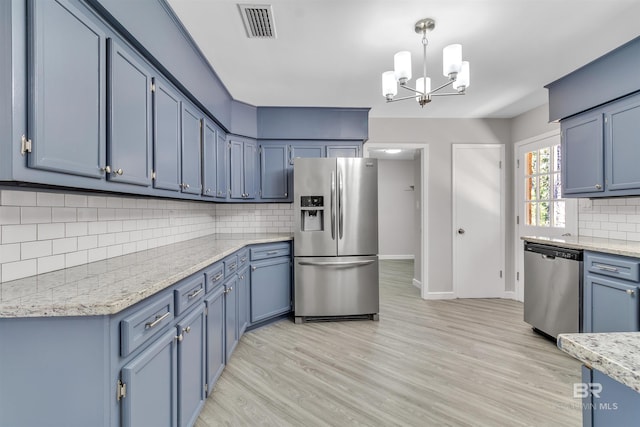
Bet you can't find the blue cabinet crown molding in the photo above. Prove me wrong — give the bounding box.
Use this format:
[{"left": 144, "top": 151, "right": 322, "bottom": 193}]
[
  {"left": 257, "top": 106, "right": 370, "bottom": 141},
  {"left": 546, "top": 35, "right": 640, "bottom": 122}
]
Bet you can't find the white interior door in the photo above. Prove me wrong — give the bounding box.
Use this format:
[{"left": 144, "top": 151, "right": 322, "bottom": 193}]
[
  {"left": 453, "top": 144, "right": 505, "bottom": 298},
  {"left": 514, "top": 132, "right": 577, "bottom": 301}
]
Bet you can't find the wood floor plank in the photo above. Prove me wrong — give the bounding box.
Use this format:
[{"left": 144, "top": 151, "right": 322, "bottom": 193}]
[{"left": 196, "top": 260, "right": 581, "bottom": 426}]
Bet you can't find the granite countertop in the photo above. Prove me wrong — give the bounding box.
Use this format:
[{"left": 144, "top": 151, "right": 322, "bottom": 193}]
[
  {"left": 521, "top": 235, "right": 640, "bottom": 258},
  {"left": 0, "top": 233, "right": 292, "bottom": 318},
  {"left": 558, "top": 332, "right": 640, "bottom": 394}
]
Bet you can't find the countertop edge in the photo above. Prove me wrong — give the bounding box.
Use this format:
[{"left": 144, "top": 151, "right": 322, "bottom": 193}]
[
  {"left": 522, "top": 235, "right": 640, "bottom": 258},
  {"left": 558, "top": 333, "right": 640, "bottom": 394}
]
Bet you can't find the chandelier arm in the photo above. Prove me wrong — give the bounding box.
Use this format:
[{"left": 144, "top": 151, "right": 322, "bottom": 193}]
[
  {"left": 427, "top": 79, "right": 455, "bottom": 95},
  {"left": 430, "top": 92, "right": 466, "bottom": 97},
  {"left": 386, "top": 94, "right": 423, "bottom": 102},
  {"left": 399, "top": 85, "right": 425, "bottom": 95}
]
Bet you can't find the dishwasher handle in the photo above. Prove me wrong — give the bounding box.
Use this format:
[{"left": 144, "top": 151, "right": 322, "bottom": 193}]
[{"left": 541, "top": 254, "right": 556, "bottom": 260}]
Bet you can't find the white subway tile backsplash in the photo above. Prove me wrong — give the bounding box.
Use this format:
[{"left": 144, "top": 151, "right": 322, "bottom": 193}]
[
  {"left": 2, "top": 259, "right": 36, "bottom": 282},
  {"left": 21, "top": 240, "right": 52, "bottom": 260},
  {"left": 2, "top": 224, "right": 37, "bottom": 244},
  {"left": 0, "top": 189, "right": 292, "bottom": 283},
  {"left": 579, "top": 197, "right": 640, "bottom": 243},
  {"left": 0, "top": 207, "right": 20, "bottom": 225}
]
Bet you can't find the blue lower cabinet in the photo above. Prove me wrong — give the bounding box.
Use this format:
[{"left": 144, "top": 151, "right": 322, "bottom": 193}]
[
  {"left": 250, "top": 256, "right": 292, "bottom": 324},
  {"left": 582, "top": 365, "right": 640, "bottom": 426},
  {"left": 205, "top": 286, "right": 226, "bottom": 396},
  {"left": 121, "top": 328, "right": 178, "bottom": 427},
  {"left": 224, "top": 275, "right": 239, "bottom": 360},
  {"left": 177, "top": 305, "right": 206, "bottom": 427}
]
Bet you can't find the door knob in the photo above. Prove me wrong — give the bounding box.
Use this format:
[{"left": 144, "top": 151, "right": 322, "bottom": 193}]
[{"left": 458, "top": 228, "right": 465, "bottom": 234}]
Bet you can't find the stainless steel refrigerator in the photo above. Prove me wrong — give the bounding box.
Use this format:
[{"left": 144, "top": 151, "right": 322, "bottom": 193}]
[{"left": 293, "top": 157, "right": 379, "bottom": 323}]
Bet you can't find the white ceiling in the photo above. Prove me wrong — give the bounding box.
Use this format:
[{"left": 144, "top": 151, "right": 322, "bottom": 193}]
[{"left": 167, "top": 0, "right": 640, "bottom": 119}]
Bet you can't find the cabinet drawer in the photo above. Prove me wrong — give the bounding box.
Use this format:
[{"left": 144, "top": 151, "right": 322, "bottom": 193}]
[
  {"left": 237, "top": 248, "right": 249, "bottom": 269},
  {"left": 174, "top": 274, "right": 205, "bottom": 316},
  {"left": 204, "top": 262, "right": 225, "bottom": 293},
  {"left": 224, "top": 254, "right": 238, "bottom": 276},
  {"left": 585, "top": 252, "right": 640, "bottom": 282},
  {"left": 121, "top": 293, "right": 174, "bottom": 357},
  {"left": 250, "top": 242, "right": 291, "bottom": 261}
]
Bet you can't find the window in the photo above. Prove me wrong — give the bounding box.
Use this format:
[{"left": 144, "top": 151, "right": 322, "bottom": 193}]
[{"left": 524, "top": 144, "right": 565, "bottom": 227}]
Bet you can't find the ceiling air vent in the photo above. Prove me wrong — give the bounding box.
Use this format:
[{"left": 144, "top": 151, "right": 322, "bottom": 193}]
[{"left": 238, "top": 4, "right": 277, "bottom": 38}]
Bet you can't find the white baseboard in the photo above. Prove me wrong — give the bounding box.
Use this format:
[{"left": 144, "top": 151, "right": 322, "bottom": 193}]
[
  {"left": 412, "top": 278, "right": 421, "bottom": 289},
  {"left": 424, "top": 291, "right": 455, "bottom": 300},
  {"left": 503, "top": 291, "right": 518, "bottom": 301},
  {"left": 379, "top": 254, "right": 415, "bottom": 260}
]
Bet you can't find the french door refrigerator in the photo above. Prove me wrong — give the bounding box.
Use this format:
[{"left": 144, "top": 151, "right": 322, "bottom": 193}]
[{"left": 293, "top": 157, "right": 379, "bottom": 323}]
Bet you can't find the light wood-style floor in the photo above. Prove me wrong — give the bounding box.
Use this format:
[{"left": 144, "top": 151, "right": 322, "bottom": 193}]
[{"left": 196, "top": 260, "right": 581, "bottom": 426}]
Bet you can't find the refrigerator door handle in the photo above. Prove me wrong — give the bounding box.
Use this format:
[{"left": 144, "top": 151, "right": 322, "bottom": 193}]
[
  {"left": 338, "top": 170, "right": 344, "bottom": 239},
  {"left": 298, "top": 260, "right": 375, "bottom": 267},
  {"left": 331, "top": 172, "right": 336, "bottom": 240}
]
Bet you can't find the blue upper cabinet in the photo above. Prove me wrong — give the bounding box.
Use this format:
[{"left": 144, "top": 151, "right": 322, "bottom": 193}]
[
  {"left": 260, "top": 143, "right": 288, "bottom": 200},
  {"left": 327, "top": 145, "right": 360, "bottom": 158},
  {"left": 561, "top": 110, "right": 604, "bottom": 195},
  {"left": 561, "top": 91, "right": 640, "bottom": 198},
  {"left": 289, "top": 144, "right": 324, "bottom": 164},
  {"left": 202, "top": 119, "right": 218, "bottom": 198},
  {"left": 229, "top": 136, "right": 257, "bottom": 200},
  {"left": 606, "top": 95, "right": 640, "bottom": 191},
  {"left": 216, "top": 130, "right": 229, "bottom": 199},
  {"left": 181, "top": 101, "right": 203, "bottom": 195},
  {"left": 28, "top": 0, "right": 106, "bottom": 178},
  {"left": 107, "top": 37, "right": 153, "bottom": 187},
  {"left": 153, "top": 77, "right": 182, "bottom": 192}
]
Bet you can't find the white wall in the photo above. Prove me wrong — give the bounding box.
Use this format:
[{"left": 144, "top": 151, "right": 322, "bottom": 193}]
[
  {"left": 369, "top": 118, "right": 512, "bottom": 295},
  {"left": 377, "top": 159, "right": 416, "bottom": 258},
  {"left": 0, "top": 188, "right": 292, "bottom": 283}
]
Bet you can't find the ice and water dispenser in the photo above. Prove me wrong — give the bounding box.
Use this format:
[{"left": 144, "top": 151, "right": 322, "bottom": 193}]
[{"left": 300, "top": 196, "right": 324, "bottom": 231}]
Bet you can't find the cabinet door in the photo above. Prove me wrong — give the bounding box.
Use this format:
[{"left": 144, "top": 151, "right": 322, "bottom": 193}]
[
  {"left": 205, "top": 287, "right": 225, "bottom": 396},
  {"left": 177, "top": 306, "right": 206, "bottom": 427},
  {"left": 28, "top": 0, "right": 106, "bottom": 178},
  {"left": 243, "top": 140, "right": 258, "bottom": 199},
  {"left": 587, "top": 367, "right": 640, "bottom": 426},
  {"left": 153, "top": 78, "right": 181, "bottom": 191},
  {"left": 107, "top": 38, "right": 153, "bottom": 186},
  {"left": 327, "top": 145, "right": 360, "bottom": 158},
  {"left": 250, "top": 257, "right": 292, "bottom": 324},
  {"left": 215, "top": 131, "right": 228, "bottom": 199},
  {"left": 181, "top": 102, "right": 202, "bottom": 195},
  {"left": 606, "top": 95, "right": 640, "bottom": 191},
  {"left": 561, "top": 111, "right": 604, "bottom": 195},
  {"left": 229, "top": 139, "right": 244, "bottom": 199},
  {"left": 237, "top": 267, "right": 249, "bottom": 337},
  {"left": 121, "top": 328, "right": 178, "bottom": 427},
  {"left": 260, "top": 144, "right": 288, "bottom": 199},
  {"left": 584, "top": 274, "right": 639, "bottom": 333},
  {"left": 290, "top": 145, "right": 324, "bottom": 165},
  {"left": 202, "top": 120, "right": 217, "bottom": 198},
  {"left": 224, "top": 276, "right": 239, "bottom": 361}
]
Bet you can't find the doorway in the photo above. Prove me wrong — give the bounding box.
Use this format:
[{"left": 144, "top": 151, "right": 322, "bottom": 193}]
[
  {"left": 364, "top": 143, "right": 429, "bottom": 297},
  {"left": 452, "top": 144, "right": 505, "bottom": 298}
]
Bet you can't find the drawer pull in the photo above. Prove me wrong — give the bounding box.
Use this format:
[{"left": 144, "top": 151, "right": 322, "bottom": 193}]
[
  {"left": 627, "top": 289, "right": 636, "bottom": 296},
  {"left": 213, "top": 273, "right": 223, "bottom": 282},
  {"left": 240, "top": 257, "right": 247, "bottom": 263},
  {"left": 224, "top": 287, "right": 233, "bottom": 294},
  {"left": 252, "top": 266, "right": 257, "bottom": 271},
  {"left": 187, "top": 288, "right": 203, "bottom": 299},
  {"left": 595, "top": 264, "right": 619, "bottom": 273},
  {"left": 145, "top": 311, "right": 171, "bottom": 329},
  {"left": 228, "top": 263, "right": 237, "bottom": 270},
  {"left": 183, "top": 326, "right": 191, "bottom": 334},
  {"left": 266, "top": 251, "right": 278, "bottom": 255}
]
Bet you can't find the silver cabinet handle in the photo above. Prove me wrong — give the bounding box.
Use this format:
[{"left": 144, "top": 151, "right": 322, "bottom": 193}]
[
  {"left": 185, "top": 183, "right": 190, "bottom": 189},
  {"left": 187, "top": 288, "right": 203, "bottom": 299},
  {"left": 183, "top": 326, "right": 191, "bottom": 334},
  {"left": 240, "top": 257, "right": 247, "bottom": 263},
  {"left": 595, "top": 184, "right": 602, "bottom": 190},
  {"left": 331, "top": 172, "right": 336, "bottom": 241},
  {"left": 212, "top": 272, "right": 223, "bottom": 282},
  {"left": 145, "top": 311, "right": 171, "bottom": 329},
  {"left": 175, "top": 334, "right": 183, "bottom": 342},
  {"left": 627, "top": 289, "right": 636, "bottom": 296},
  {"left": 298, "top": 260, "right": 375, "bottom": 267},
  {"left": 594, "top": 264, "right": 619, "bottom": 272},
  {"left": 114, "top": 168, "right": 123, "bottom": 175},
  {"left": 266, "top": 251, "right": 278, "bottom": 255},
  {"left": 251, "top": 266, "right": 257, "bottom": 271},
  {"left": 284, "top": 192, "right": 288, "bottom": 197},
  {"left": 205, "top": 188, "right": 211, "bottom": 194},
  {"left": 101, "top": 166, "right": 111, "bottom": 174}
]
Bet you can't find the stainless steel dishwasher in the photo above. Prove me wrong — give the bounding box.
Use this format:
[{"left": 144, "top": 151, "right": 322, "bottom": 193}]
[{"left": 523, "top": 241, "right": 583, "bottom": 339}]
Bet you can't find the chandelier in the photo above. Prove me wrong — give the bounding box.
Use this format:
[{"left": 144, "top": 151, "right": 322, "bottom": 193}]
[{"left": 382, "top": 18, "right": 470, "bottom": 107}]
